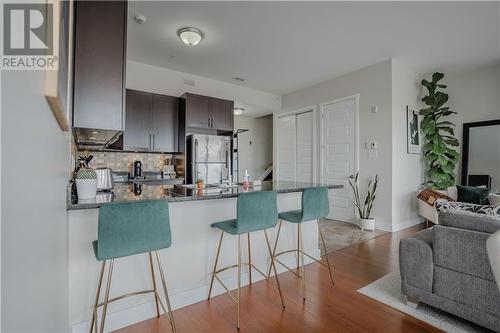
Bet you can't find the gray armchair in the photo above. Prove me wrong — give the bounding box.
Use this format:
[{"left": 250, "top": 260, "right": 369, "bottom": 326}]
[
  {"left": 488, "top": 230, "right": 500, "bottom": 292},
  {"left": 400, "top": 211, "right": 500, "bottom": 332}
]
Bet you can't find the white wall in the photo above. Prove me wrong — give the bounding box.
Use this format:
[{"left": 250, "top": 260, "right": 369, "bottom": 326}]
[
  {"left": 234, "top": 115, "right": 273, "bottom": 182},
  {"left": 1, "top": 71, "right": 70, "bottom": 332},
  {"left": 281, "top": 60, "right": 394, "bottom": 230},
  {"left": 280, "top": 59, "right": 430, "bottom": 231},
  {"left": 126, "top": 60, "right": 281, "bottom": 117},
  {"left": 444, "top": 62, "right": 500, "bottom": 183},
  {"left": 391, "top": 59, "right": 425, "bottom": 230}
]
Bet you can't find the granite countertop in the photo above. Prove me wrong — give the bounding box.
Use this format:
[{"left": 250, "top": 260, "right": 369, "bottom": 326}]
[{"left": 67, "top": 181, "right": 343, "bottom": 210}]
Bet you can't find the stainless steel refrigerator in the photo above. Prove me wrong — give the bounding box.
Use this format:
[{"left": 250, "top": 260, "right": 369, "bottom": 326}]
[{"left": 186, "top": 134, "right": 232, "bottom": 184}]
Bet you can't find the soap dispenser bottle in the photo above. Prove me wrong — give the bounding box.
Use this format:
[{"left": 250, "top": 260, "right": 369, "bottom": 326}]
[{"left": 243, "top": 169, "right": 250, "bottom": 189}]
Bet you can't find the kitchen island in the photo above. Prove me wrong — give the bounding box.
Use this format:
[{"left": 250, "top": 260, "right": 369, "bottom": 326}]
[{"left": 68, "top": 181, "right": 342, "bottom": 332}]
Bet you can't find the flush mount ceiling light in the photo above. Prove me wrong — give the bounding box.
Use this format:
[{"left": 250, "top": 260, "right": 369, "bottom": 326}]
[
  {"left": 177, "top": 27, "right": 204, "bottom": 46},
  {"left": 234, "top": 107, "right": 245, "bottom": 115}
]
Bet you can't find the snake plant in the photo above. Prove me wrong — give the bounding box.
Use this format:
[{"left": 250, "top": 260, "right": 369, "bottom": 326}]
[{"left": 348, "top": 173, "right": 378, "bottom": 219}]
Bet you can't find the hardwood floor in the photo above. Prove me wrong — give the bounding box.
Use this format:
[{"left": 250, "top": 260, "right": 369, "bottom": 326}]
[{"left": 114, "top": 223, "right": 441, "bottom": 333}]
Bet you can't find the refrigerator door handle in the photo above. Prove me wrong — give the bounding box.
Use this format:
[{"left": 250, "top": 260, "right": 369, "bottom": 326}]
[{"left": 194, "top": 138, "right": 198, "bottom": 181}]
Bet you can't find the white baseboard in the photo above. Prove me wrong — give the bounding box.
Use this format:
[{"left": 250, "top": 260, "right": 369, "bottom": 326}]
[
  {"left": 377, "top": 218, "right": 425, "bottom": 232},
  {"left": 72, "top": 249, "right": 320, "bottom": 333}
]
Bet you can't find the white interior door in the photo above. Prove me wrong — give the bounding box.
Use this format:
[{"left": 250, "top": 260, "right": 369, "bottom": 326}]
[
  {"left": 296, "top": 111, "right": 314, "bottom": 183},
  {"left": 322, "top": 98, "right": 357, "bottom": 222},
  {"left": 277, "top": 115, "right": 297, "bottom": 182}
]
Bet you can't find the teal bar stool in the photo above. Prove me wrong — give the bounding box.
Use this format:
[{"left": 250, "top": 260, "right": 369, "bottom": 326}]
[
  {"left": 207, "top": 191, "right": 285, "bottom": 329},
  {"left": 90, "top": 200, "right": 176, "bottom": 333},
  {"left": 267, "top": 187, "right": 334, "bottom": 302}
]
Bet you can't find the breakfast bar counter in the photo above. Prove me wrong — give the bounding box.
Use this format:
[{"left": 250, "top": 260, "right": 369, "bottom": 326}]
[
  {"left": 67, "top": 181, "right": 343, "bottom": 210},
  {"left": 68, "top": 182, "right": 342, "bottom": 332}
]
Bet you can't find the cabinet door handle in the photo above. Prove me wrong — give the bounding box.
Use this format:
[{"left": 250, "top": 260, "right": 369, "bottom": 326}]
[
  {"left": 152, "top": 134, "right": 155, "bottom": 150},
  {"left": 149, "top": 134, "right": 152, "bottom": 150}
]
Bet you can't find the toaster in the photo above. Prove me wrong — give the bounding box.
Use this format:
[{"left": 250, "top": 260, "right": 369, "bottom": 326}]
[{"left": 95, "top": 168, "right": 114, "bottom": 191}]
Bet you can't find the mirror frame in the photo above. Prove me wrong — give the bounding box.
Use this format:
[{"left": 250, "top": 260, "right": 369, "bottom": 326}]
[{"left": 461, "top": 119, "right": 500, "bottom": 186}]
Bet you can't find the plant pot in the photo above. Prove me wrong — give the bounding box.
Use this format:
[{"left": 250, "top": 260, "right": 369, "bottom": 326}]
[
  {"left": 76, "top": 178, "right": 97, "bottom": 200},
  {"left": 360, "top": 218, "right": 375, "bottom": 231}
]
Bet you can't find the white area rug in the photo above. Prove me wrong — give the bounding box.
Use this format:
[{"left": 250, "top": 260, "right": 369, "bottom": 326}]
[{"left": 357, "top": 272, "right": 493, "bottom": 333}]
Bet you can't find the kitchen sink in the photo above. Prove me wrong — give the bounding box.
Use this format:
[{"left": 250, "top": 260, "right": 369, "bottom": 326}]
[{"left": 178, "top": 183, "right": 240, "bottom": 190}]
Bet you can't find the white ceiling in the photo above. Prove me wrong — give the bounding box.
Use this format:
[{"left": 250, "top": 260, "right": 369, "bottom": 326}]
[{"left": 127, "top": 1, "right": 500, "bottom": 96}]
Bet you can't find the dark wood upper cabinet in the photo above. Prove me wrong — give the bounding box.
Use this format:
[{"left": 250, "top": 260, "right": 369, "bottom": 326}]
[
  {"left": 182, "top": 93, "right": 234, "bottom": 131},
  {"left": 72, "top": 1, "right": 127, "bottom": 144},
  {"left": 124, "top": 90, "right": 152, "bottom": 151},
  {"left": 210, "top": 97, "right": 234, "bottom": 132},
  {"left": 123, "top": 90, "right": 179, "bottom": 153},
  {"left": 184, "top": 94, "right": 210, "bottom": 128},
  {"left": 152, "top": 95, "right": 178, "bottom": 152}
]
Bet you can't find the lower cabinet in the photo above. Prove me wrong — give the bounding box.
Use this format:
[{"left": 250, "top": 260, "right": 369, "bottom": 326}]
[{"left": 124, "top": 89, "right": 179, "bottom": 152}]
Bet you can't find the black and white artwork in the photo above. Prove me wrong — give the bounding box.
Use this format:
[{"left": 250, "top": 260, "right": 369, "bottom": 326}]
[{"left": 407, "top": 106, "right": 422, "bottom": 154}]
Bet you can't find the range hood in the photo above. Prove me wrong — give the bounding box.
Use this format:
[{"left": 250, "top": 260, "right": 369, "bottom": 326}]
[{"left": 73, "top": 128, "right": 122, "bottom": 149}]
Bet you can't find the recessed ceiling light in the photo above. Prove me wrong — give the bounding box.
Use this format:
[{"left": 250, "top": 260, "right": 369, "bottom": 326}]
[
  {"left": 177, "top": 27, "right": 204, "bottom": 46},
  {"left": 232, "top": 77, "right": 245, "bottom": 82},
  {"left": 90, "top": 131, "right": 100, "bottom": 135},
  {"left": 234, "top": 107, "right": 245, "bottom": 115}
]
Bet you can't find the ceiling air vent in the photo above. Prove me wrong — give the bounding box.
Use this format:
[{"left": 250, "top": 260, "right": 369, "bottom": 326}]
[{"left": 183, "top": 78, "right": 195, "bottom": 87}]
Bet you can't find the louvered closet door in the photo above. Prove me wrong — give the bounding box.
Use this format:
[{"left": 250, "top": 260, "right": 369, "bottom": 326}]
[
  {"left": 296, "top": 111, "right": 314, "bottom": 183},
  {"left": 277, "top": 115, "right": 297, "bottom": 182}
]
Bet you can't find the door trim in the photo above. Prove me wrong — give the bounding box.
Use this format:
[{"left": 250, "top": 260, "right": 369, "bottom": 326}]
[
  {"left": 319, "top": 94, "right": 360, "bottom": 221},
  {"left": 274, "top": 105, "right": 317, "bottom": 183}
]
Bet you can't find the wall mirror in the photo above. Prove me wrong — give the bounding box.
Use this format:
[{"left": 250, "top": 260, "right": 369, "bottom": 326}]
[{"left": 462, "top": 119, "right": 500, "bottom": 191}]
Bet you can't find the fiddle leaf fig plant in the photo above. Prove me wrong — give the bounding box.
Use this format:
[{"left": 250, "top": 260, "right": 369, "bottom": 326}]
[{"left": 420, "top": 72, "right": 459, "bottom": 190}]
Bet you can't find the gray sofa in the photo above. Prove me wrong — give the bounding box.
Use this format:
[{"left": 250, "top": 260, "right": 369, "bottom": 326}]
[{"left": 400, "top": 211, "right": 500, "bottom": 332}]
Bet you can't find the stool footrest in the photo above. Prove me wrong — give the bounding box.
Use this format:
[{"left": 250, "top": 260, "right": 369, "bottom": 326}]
[
  {"left": 97, "top": 289, "right": 155, "bottom": 307},
  {"left": 272, "top": 248, "right": 326, "bottom": 279},
  {"left": 211, "top": 259, "right": 278, "bottom": 302}
]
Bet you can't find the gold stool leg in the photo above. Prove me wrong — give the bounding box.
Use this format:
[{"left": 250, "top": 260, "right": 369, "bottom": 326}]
[
  {"left": 264, "top": 230, "right": 285, "bottom": 308},
  {"left": 296, "top": 223, "right": 300, "bottom": 270},
  {"left": 247, "top": 233, "right": 252, "bottom": 285},
  {"left": 99, "top": 259, "right": 114, "bottom": 333},
  {"left": 155, "top": 251, "right": 176, "bottom": 332},
  {"left": 148, "top": 252, "right": 160, "bottom": 317},
  {"left": 208, "top": 231, "right": 224, "bottom": 300},
  {"left": 267, "top": 219, "right": 282, "bottom": 278},
  {"left": 237, "top": 234, "right": 242, "bottom": 329},
  {"left": 318, "top": 220, "right": 335, "bottom": 286},
  {"left": 298, "top": 223, "right": 306, "bottom": 302},
  {"left": 89, "top": 261, "right": 106, "bottom": 333}
]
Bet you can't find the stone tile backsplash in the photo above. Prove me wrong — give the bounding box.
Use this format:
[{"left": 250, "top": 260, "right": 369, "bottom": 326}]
[{"left": 80, "top": 151, "right": 174, "bottom": 173}]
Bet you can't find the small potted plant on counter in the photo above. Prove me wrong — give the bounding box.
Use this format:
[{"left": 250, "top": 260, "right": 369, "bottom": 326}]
[
  {"left": 348, "top": 173, "right": 379, "bottom": 231},
  {"left": 196, "top": 178, "right": 204, "bottom": 190},
  {"left": 75, "top": 153, "right": 97, "bottom": 200}
]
